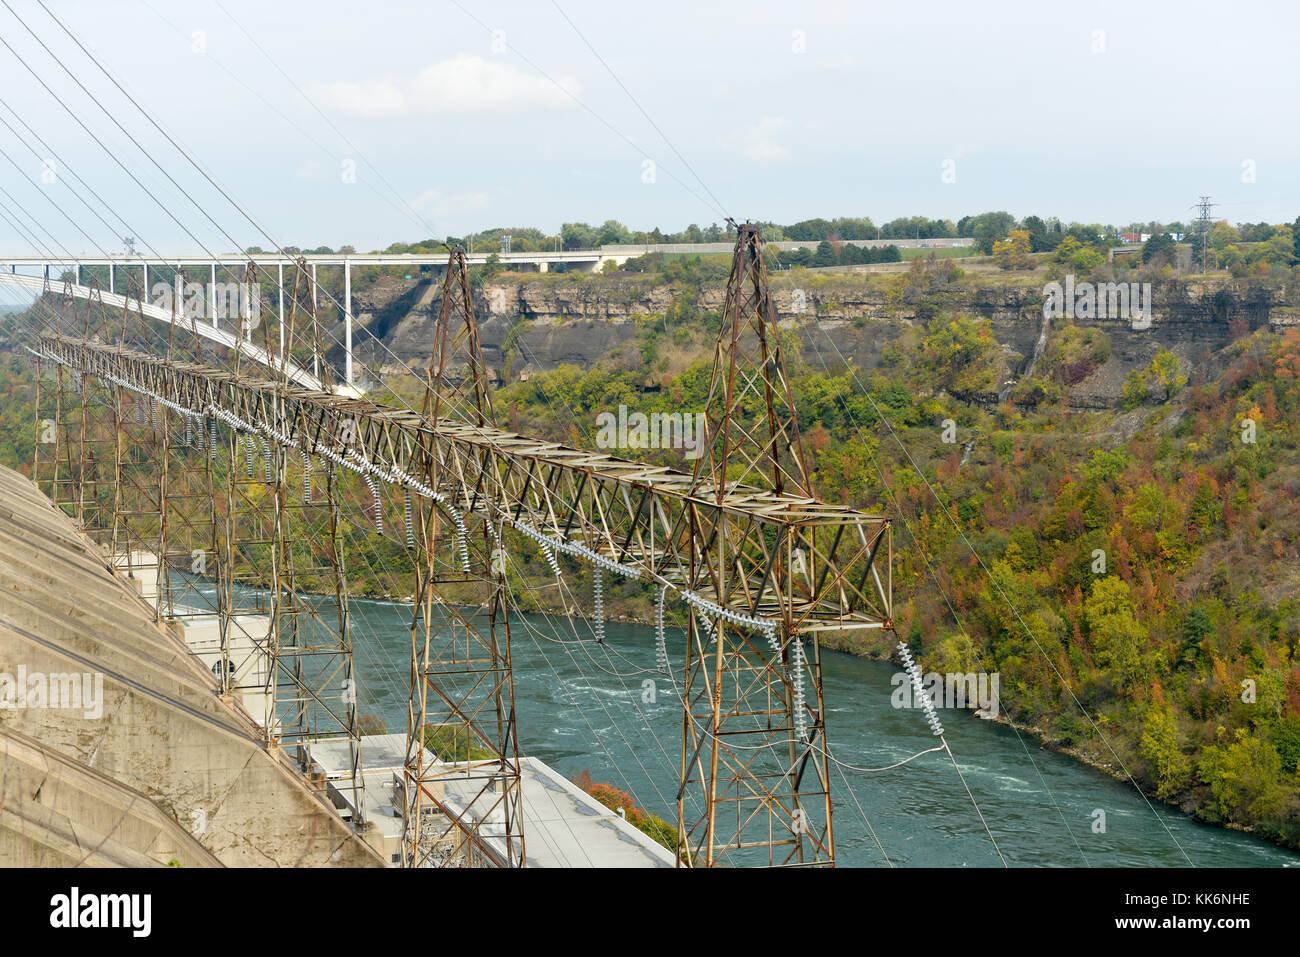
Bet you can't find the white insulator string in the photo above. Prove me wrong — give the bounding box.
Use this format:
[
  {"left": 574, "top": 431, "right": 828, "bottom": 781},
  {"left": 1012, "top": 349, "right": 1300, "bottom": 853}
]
[
  {"left": 653, "top": 585, "right": 669, "bottom": 674},
  {"left": 680, "top": 588, "right": 778, "bottom": 635},
  {"left": 696, "top": 610, "right": 715, "bottom": 645},
  {"left": 591, "top": 565, "right": 604, "bottom": 644},
  {"left": 366, "top": 473, "right": 382, "bottom": 534},
  {"left": 790, "top": 633, "right": 808, "bottom": 742},
  {"left": 898, "top": 641, "right": 944, "bottom": 737}
]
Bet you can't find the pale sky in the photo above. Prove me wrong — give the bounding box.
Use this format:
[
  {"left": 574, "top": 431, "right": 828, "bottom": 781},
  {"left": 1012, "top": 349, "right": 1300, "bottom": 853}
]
[{"left": 0, "top": 0, "right": 1294, "bottom": 256}]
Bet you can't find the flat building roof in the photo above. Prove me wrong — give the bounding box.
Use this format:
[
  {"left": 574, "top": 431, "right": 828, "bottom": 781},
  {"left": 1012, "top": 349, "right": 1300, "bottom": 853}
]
[{"left": 308, "top": 735, "right": 673, "bottom": 867}]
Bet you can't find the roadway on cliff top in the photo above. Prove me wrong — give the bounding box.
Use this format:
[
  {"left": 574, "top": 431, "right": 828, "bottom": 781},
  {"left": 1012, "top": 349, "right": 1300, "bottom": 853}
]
[{"left": 0, "top": 236, "right": 975, "bottom": 274}]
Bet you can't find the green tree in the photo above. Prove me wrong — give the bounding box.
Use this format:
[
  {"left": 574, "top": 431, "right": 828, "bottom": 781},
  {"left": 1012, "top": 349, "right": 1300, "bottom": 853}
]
[
  {"left": 1140, "top": 705, "right": 1190, "bottom": 799},
  {"left": 1219, "top": 244, "right": 1247, "bottom": 277},
  {"left": 424, "top": 725, "right": 493, "bottom": 761},
  {"left": 1053, "top": 235, "right": 1085, "bottom": 263},
  {"left": 993, "top": 229, "right": 1032, "bottom": 269},
  {"left": 1021, "top": 215, "right": 1056, "bottom": 252},
  {"left": 1198, "top": 731, "right": 1288, "bottom": 823},
  {"left": 1209, "top": 221, "right": 1240, "bottom": 250},
  {"left": 1142, "top": 232, "right": 1176, "bottom": 264},
  {"left": 560, "top": 222, "right": 597, "bottom": 249},
  {"left": 968, "top": 211, "right": 1015, "bottom": 254},
  {"left": 1083, "top": 577, "right": 1148, "bottom": 689},
  {"left": 811, "top": 240, "right": 838, "bottom": 267},
  {"left": 1178, "top": 607, "right": 1212, "bottom": 665},
  {"left": 919, "top": 314, "right": 996, "bottom": 393},
  {"left": 1052, "top": 235, "right": 1104, "bottom": 273},
  {"left": 1121, "top": 368, "right": 1149, "bottom": 410},
  {"left": 1254, "top": 226, "right": 1295, "bottom": 266},
  {"left": 926, "top": 631, "right": 983, "bottom": 674},
  {"left": 596, "top": 219, "right": 632, "bottom": 246},
  {"left": 1147, "top": 348, "right": 1187, "bottom": 400},
  {"left": 1272, "top": 718, "right": 1300, "bottom": 775}
]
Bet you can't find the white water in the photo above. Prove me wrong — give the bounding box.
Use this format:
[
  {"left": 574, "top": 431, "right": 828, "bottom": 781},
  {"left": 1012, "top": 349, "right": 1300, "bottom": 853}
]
[{"left": 999, "top": 309, "right": 1053, "bottom": 405}]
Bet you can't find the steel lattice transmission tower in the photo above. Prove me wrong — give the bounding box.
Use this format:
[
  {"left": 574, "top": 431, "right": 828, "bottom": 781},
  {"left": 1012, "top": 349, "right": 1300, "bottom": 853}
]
[
  {"left": 256, "top": 261, "right": 361, "bottom": 800},
  {"left": 690, "top": 224, "right": 811, "bottom": 500},
  {"left": 678, "top": 224, "right": 834, "bottom": 867},
  {"left": 403, "top": 248, "right": 525, "bottom": 867},
  {"left": 1194, "top": 195, "right": 1216, "bottom": 270},
  {"left": 426, "top": 249, "right": 496, "bottom": 430}
]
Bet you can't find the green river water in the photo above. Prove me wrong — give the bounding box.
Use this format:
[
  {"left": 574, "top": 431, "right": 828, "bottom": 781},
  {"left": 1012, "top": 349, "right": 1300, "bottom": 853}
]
[{"left": 330, "top": 598, "right": 1300, "bottom": 868}]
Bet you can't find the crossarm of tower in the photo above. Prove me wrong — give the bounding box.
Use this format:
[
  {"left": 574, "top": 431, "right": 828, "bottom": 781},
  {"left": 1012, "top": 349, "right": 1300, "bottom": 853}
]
[{"left": 35, "top": 333, "right": 892, "bottom": 635}]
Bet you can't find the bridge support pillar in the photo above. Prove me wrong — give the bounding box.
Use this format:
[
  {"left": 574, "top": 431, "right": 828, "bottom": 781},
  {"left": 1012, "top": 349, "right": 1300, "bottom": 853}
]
[{"left": 344, "top": 258, "right": 353, "bottom": 387}]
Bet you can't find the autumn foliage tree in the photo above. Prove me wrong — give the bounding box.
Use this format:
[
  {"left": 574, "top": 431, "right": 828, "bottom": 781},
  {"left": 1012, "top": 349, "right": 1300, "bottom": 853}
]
[
  {"left": 993, "top": 229, "right": 1033, "bottom": 269},
  {"left": 571, "top": 769, "right": 676, "bottom": 850}
]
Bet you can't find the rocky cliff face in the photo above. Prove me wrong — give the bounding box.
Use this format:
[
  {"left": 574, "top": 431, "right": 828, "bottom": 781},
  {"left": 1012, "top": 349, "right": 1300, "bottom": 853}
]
[{"left": 358, "top": 272, "right": 1298, "bottom": 408}]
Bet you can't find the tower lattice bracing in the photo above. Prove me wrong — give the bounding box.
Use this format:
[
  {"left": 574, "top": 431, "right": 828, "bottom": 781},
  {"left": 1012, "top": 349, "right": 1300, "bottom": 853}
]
[
  {"left": 679, "top": 225, "right": 833, "bottom": 866},
  {"left": 403, "top": 248, "right": 525, "bottom": 868}
]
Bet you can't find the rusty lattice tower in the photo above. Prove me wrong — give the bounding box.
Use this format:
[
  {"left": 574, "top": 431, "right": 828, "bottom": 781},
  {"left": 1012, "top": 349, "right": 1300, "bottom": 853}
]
[
  {"left": 678, "top": 224, "right": 835, "bottom": 866},
  {"left": 690, "top": 224, "right": 811, "bottom": 501},
  {"left": 404, "top": 248, "right": 525, "bottom": 867}
]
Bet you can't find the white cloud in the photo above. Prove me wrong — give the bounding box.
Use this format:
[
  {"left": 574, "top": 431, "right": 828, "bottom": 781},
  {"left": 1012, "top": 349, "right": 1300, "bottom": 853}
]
[
  {"left": 316, "top": 55, "right": 579, "bottom": 117},
  {"left": 742, "top": 117, "right": 791, "bottom": 164},
  {"left": 411, "top": 188, "right": 493, "bottom": 221},
  {"left": 317, "top": 78, "right": 407, "bottom": 118}
]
